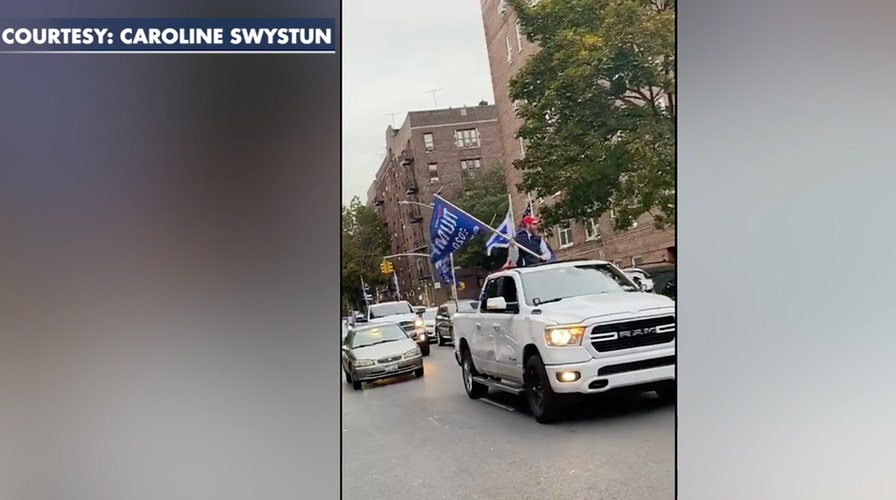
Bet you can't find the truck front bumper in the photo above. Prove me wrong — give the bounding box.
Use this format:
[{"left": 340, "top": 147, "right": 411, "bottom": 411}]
[{"left": 544, "top": 346, "right": 675, "bottom": 394}]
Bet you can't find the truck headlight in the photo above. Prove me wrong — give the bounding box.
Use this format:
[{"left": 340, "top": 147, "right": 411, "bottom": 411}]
[
  {"left": 544, "top": 325, "right": 585, "bottom": 347},
  {"left": 414, "top": 318, "right": 424, "bottom": 327},
  {"left": 403, "top": 348, "right": 421, "bottom": 359},
  {"left": 354, "top": 359, "right": 374, "bottom": 367}
]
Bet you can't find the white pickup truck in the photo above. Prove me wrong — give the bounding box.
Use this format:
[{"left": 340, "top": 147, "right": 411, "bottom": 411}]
[{"left": 452, "top": 260, "right": 676, "bottom": 423}]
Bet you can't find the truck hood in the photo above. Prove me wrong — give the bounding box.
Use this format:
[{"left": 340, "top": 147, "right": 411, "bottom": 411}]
[{"left": 535, "top": 292, "right": 674, "bottom": 324}]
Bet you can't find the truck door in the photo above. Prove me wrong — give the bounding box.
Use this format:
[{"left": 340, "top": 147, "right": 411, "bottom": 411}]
[
  {"left": 492, "top": 275, "right": 524, "bottom": 382},
  {"left": 470, "top": 277, "right": 500, "bottom": 374}
]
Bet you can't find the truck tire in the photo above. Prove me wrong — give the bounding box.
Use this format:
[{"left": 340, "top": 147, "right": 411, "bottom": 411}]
[
  {"left": 525, "top": 355, "right": 562, "bottom": 424},
  {"left": 461, "top": 351, "right": 488, "bottom": 399},
  {"left": 421, "top": 342, "right": 431, "bottom": 357}
]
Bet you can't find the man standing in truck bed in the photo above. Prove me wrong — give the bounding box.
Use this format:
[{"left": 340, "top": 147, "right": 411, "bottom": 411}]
[{"left": 505, "top": 215, "right": 553, "bottom": 268}]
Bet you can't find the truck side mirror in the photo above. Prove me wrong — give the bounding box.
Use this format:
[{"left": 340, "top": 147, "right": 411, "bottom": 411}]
[{"left": 485, "top": 297, "right": 507, "bottom": 311}]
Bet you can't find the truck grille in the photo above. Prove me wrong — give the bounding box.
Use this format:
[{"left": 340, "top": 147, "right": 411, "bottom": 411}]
[
  {"left": 397, "top": 320, "right": 416, "bottom": 332},
  {"left": 589, "top": 315, "right": 675, "bottom": 352}
]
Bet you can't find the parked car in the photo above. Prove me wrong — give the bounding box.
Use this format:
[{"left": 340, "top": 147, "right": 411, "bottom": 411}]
[
  {"left": 434, "top": 300, "right": 479, "bottom": 346},
  {"left": 641, "top": 264, "right": 675, "bottom": 299},
  {"left": 452, "top": 260, "right": 675, "bottom": 424},
  {"left": 621, "top": 267, "right": 655, "bottom": 292},
  {"left": 341, "top": 322, "right": 424, "bottom": 390},
  {"left": 421, "top": 307, "right": 438, "bottom": 344},
  {"left": 658, "top": 277, "right": 675, "bottom": 301},
  {"left": 363, "top": 301, "right": 430, "bottom": 356}
]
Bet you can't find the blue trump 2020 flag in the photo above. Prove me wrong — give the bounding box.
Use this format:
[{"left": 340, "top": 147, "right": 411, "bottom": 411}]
[
  {"left": 434, "top": 257, "right": 454, "bottom": 285},
  {"left": 429, "top": 196, "right": 489, "bottom": 265}
]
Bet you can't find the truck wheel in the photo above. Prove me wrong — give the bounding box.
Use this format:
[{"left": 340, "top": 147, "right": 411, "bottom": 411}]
[
  {"left": 461, "top": 351, "right": 488, "bottom": 399},
  {"left": 414, "top": 366, "right": 424, "bottom": 378},
  {"left": 421, "top": 343, "right": 431, "bottom": 357},
  {"left": 437, "top": 334, "right": 445, "bottom": 346},
  {"left": 525, "top": 355, "right": 562, "bottom": 424}
]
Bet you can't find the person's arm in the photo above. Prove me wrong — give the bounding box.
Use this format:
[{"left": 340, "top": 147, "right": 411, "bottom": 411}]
[
  {"left": 504, "top": 241, "right": 519, "bottom": 269},
  {"left": 539, "top": 238, "right": 551, "bottom": 260}
]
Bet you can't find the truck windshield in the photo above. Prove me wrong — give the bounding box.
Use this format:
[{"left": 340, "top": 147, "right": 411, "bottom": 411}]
[
  {"left": 521, "top": 264, "right": 638, "bottom": 305},
  {"left": 368, "top": 302, "right": 413, "bottom": 318}
]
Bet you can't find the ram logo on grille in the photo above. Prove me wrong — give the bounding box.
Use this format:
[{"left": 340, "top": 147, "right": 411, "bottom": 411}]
[{"left": 618, "top": 327, "right": 657, "bottom": 338}]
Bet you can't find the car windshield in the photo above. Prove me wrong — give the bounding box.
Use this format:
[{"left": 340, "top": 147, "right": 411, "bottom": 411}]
[
  {"left": 350, "top": 324, "right": 409, "bottom": 348},
  {"left": 423, "top": 309, "right": 437, "bottom": 320},
  {"left": 521, "top": 264, "right": 638, "bottom": 305},
  {"left": 368, "top": 302, "right": 413, "bottom": 318}
]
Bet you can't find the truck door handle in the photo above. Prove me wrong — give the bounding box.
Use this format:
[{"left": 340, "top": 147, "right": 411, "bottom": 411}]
[
  {"left": 492, "top": 323, "right": 500, "bottom": 331},
  {"left": 475, "top": 322, "right": 481, "bottom": 329}
]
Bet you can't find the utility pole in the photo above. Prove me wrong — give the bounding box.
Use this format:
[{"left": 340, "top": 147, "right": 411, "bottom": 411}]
[{"left": 424, "top": 89, "right": 443, "bottom": 108}]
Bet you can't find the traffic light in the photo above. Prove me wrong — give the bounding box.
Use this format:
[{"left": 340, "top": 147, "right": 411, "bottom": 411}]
[{"left": 380, "top": 260, "right": 394, "bottom": 274}]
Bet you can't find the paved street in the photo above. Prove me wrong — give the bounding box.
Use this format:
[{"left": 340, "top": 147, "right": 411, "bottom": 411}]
[{"left": 342, "top": 344, "right": 675, "bottom": 500}]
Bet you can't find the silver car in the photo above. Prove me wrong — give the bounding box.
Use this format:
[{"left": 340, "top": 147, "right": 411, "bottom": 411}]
[{"left": 341, "top": 322, "right": 424, "bottom": 390}]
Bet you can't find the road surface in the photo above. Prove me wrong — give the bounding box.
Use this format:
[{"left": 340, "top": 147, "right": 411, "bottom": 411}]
[{"left": 342, "top": 344, "right": 675, "bottom": 500}]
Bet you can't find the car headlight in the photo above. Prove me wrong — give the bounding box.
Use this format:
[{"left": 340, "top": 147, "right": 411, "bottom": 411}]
[
  {"left": 403, "top": 348, "right": 421, "bottom": 359},
  {"left": 414, "top": 318, "right": 424, "bottom": 327},
  {"left": 354, "top": 359, "right": 374, "bottom": 367},
  {"left": 544, "top": 325, "right": 586, "bottom": 347}
]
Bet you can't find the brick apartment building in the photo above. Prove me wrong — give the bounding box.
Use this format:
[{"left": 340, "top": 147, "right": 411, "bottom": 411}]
[
  {"left": 366, "top": 104, "right": 503, "bottom": 304},
  {"left": 478, "top": 0, "right": 675, "bottom": 268}
]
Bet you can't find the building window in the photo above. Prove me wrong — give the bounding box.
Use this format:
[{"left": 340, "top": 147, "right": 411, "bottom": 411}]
[
  {"left": 428, "top": 163, "right": 439, "bottom": 183},
  {"left": 585, "top": 218, "right": 600, "bottom": 241},
  {"left": 455, "top": 128, "right": 480, "bottom": 148},
  {"left": 423, "top": 133, "right": 434, "bottom": 152},
  {"left": 556, "top": 222, "right": 573, "bottom": 248},
  {"left": 515, "top": 21, "right": 524, "bottom": 52},
  {"left": 632, "top": 256, "right": 644, "bottom": 267},
  {"left": 461, "top": 158, "right": 481, "bottom": 178},
  {"left": 505, "top": 32, "right": 514, "bottom": 64}
]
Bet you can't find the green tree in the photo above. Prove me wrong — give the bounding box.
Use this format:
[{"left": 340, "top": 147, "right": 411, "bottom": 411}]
[
  {"left": 452, "top": 164, "right": 511, "bottom": 271},
  {"left": 341, "top": 196, "right": 391, "bottom": 309},
  {"left": 508, "top": 0, "right": 675, "bottom": 230}
]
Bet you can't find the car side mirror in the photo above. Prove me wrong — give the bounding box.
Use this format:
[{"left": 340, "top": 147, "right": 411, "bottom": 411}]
[{"left": 485, "top": 297, "right": 507, "bottom": 311}]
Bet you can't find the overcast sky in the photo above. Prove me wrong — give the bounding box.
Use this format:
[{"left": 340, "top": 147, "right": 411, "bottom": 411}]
[{"left": 342, "top": 0, "right": 496, "bottom": 203}]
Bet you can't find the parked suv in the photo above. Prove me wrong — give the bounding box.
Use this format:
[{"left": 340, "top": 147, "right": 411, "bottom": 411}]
[
  {"left": 434, "top": 300, "right": 478, "bottom": 346},
  {"left": 452, "top": 260, "right": 676, "bottom": 423}
]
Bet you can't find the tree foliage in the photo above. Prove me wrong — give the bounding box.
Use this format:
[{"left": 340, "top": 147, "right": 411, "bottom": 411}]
[
  {"left": 451, "top": 164, "right": 511, "bottom": 271},
  {"left": 341, "top": 196, "right": 391, "bottom": 309},
  {"left": 508, "top": 0, "right": 675, "bottom": 230}
]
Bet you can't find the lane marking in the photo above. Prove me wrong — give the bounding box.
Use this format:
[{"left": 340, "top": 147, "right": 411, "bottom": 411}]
[{"left": 480, "top": 398, "right": 516, "bottom": 412}]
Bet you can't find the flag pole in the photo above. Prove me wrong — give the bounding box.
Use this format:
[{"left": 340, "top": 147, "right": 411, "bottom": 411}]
[
  {"left": 508, "top": 193, "right": 516, "bottom": 229},
  {"left": 449, "top": 253, "right": 458, "bottom": 305},
  {"left": 433, "top": 195, "right": 541, "bottom": 260},
  {"left": 527, "top": 193, "right": 536, "bottom": 218}
]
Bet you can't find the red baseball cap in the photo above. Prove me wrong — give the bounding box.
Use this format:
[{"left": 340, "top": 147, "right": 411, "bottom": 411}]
[{"left": 522, "top": 215, "right": 541, "bottom": 226}]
